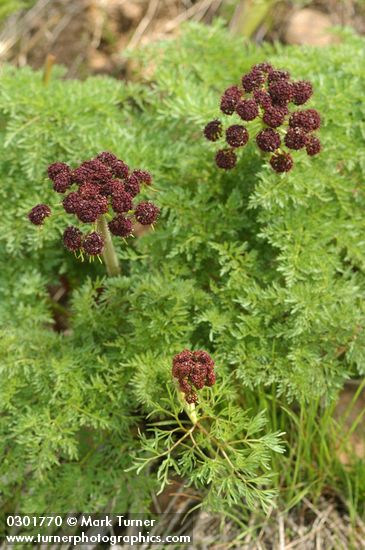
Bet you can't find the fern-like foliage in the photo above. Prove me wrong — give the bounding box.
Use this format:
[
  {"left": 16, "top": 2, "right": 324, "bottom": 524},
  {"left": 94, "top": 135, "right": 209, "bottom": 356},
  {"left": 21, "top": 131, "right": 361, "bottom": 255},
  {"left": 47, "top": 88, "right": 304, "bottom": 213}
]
[
  {"left": 127, "top": 383, "right": 284, "bottom": 514},
  {"left": 1, "top": 22, "right": 365, "bottom": 517}
]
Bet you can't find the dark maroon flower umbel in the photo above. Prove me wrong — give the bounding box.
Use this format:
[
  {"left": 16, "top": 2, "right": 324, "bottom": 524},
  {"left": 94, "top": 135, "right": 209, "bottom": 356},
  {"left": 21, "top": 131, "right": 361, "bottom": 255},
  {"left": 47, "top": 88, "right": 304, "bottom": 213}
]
[
  {"left": 284, "top": 127, "right": 308, "bottom": 150},
  {"left": 47, "top": 162, "right": 71, "bottom": 180},
  {"left": 253, "top": 62, "right": 273, "bottom": 73},
  {"left": 132, "top": 169, "right": 153, "bottom": 186},
  {"left": 220, "top": 86, "right": 242, "bottom": 115},
  {"left": 215, "top": 148, "right": 237, "bottom": 170},
  {"left": 236, "top": 99, "right": 258, "bottom": 121},
  {"left": 28, "top": 152, "right": 159, "bottom": 258},
  {"left": 83, "top": 232, "right": 104, "bottom": 256},
  {"left": 172, "top": 349, "right": 216, "bottom": 404},
  {"left": 292, "top": 81, "right": 313, "bottom": 106},
  {"left": 256, "top": 128, "right": 281, "bottom": 152},
  {"left": 270, "top": 152, "right": 294, "bottom": 173},
  {"left": 226, "top": 125, "right": 249, "bottom": 148},
  {"left": 306, "top": 135, "right": 321, "bottom": 156},
  {"left": 204, "top": 120, "right": 223, "bottom": 142},
  {"left": 28, "top": 204, "right": 51, "bottom": 225},
  {"left": 109, "top": 216, "right": 133, "bottom": 237},
  {"left": 110, "top": 159, "right": 129, "bottom": 179},
  {"left": 63, "top": 226, "right": 83, "bottom": 252},
  {"left": 135, "top": 201, "right": 160, "bottom": 225},
  {"left": 253, "top": 90, "right": 272, "bottom": 109},
  {"left": 124, "top": 174, "right": 141, "bottom": 197},
  {"left": 96, "top": 151, "right": 118, "bottom": 165},
  {"left": 269, "top": 79, "right": 293, "bottom": 105},
  {"left": 72, "top": 159, "right": 112, "bottom": 185},
  {"left": 76, "top": 203, "right": 97, "bottom": 223},
  {"left": 268, "top": 69, "right": 290, "bottom": 83},
  {"left": 63, "top": 192, "right": 81, "bottom": 214},
  {"left": 289, "top": 109, "right": 321, "bottom": 132},
  {"left": 203, "top": 63, "right": 321, "bottom": 172},
  {"left": 263, "top": 106, "right": 286, "bottom": 128},
  {"left": 52, "top": 171, "right": 72, "bottom": 193},
  {"left": 47, "top": 162, "right": 72, "bottom": 193},
  {"left": 111, "top": 190, "right": 133, "bottom": 213},
  {"left": 242, "top": 68, "right": 265, "bottom": 92}
]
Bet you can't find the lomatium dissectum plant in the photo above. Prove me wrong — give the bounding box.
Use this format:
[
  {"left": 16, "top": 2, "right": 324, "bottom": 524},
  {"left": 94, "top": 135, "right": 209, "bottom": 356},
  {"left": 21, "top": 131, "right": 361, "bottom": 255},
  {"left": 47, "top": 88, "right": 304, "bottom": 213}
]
[
  {"left": 28, "top": 152, "right": 160, "bottom": 276},
  {"left": 204, "top": 62, "right": 321, "bottom": 172}
]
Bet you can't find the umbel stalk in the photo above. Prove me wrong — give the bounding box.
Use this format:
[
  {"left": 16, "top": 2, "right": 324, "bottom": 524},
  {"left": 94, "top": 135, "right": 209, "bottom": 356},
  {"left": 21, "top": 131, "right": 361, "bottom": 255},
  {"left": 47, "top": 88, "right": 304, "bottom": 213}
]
[
  {"left": 96, "top": 215, "right": 121, "bottom": 277},
  {"left": 179, "top": 392, "right": 198, "bottom": 425}
]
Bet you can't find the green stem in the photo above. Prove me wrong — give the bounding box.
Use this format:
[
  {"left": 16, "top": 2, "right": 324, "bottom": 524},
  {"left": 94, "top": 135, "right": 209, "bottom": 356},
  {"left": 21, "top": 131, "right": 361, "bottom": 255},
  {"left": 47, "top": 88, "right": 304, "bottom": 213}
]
[
  {"left": 96, "top": 215, "right": 121, "bottom": 277},
  {"left": 179, "top": 392, "right": 198, "bottom": 425},
  {"left": 229, "top": 0, "right": 277, "bottom": 37},
  {"left": 42, "top": 54, "right": 56, "bottom": 86}
]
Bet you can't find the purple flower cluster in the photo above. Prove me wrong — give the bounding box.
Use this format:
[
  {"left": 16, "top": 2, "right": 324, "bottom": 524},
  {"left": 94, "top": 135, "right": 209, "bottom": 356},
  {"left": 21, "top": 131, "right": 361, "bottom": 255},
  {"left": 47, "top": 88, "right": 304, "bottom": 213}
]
[
  {"left": 28, "top": 152, "right": 160, "bottom": 257},
  {"left": 172, "top": 350, "right": 216, "bottom": 404},
  {"left": 203, "top": 63, "right": 321, "bottom": 173},
  {"left": 28, "top": 204, "right": 51, "bottom": 225}
]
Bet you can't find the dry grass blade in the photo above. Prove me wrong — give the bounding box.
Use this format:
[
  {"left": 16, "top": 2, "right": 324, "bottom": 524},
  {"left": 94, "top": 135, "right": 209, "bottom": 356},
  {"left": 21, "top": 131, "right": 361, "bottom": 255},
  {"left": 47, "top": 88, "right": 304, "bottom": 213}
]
[
  {"left": 278, "top": 514, "right": 286, "bottom": 549},
  {"left": 0, "top": 0, "right": 52, "bottom": 59},
  {"left": 128, "top": 0, "right": 159, "bottom": 49},
  {"left": 163, "top": 0, "right": 222, "bottom": 33}
]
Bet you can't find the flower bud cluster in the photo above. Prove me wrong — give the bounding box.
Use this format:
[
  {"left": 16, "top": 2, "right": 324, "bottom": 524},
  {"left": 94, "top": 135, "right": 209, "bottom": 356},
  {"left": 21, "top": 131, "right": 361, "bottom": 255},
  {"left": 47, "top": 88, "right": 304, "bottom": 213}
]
[
  {"left": 172, "top": 350, "right": 216, "bottom": 404},
  {"left": 204, "top": 63, "right": 321, "bottom": 173},
  {"left": 28, "top": 152, "right": 160, "bottom": 257}
]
